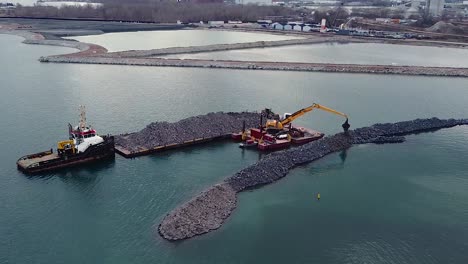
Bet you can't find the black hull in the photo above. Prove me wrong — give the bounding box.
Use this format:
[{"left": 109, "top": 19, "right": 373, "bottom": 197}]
[{"left": 17, "top": 136, "right": 115, "bottom": 174}]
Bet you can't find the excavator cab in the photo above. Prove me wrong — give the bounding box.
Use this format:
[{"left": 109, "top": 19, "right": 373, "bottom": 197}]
[{"left": 265, "top": 119, "right": 283, "bottom": 134}]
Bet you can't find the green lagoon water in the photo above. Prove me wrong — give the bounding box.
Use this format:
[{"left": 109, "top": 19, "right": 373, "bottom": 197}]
[{"left": 1, "top": 32, "right": 468, "bottom": 264}]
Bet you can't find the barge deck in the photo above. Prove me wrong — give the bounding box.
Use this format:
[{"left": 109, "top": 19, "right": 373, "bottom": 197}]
[{"left": 115, "top": 134, "right": 232, "bottom": 158}]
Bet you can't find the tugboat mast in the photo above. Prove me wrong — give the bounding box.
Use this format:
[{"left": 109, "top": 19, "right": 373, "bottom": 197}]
[{"left": 79, "top": 105, "right": 87, "bottom": 131}]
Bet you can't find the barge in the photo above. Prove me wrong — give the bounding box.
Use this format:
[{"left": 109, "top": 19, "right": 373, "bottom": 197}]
[
  {"left": 235, "top": 127, "right": 324, "bottom": 151},
  {"left": 115, "top": 134, "right": 230, "bottom": 158},
  {"left": 17, "top": 106, "right": 115, "bottom": 174},
  {"left": 232, "top": 104, "right": 348, "bottom": 151}
]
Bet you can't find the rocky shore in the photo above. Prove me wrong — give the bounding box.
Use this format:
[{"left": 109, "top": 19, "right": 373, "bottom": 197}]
[
  {"left": 115, "top": 112, "right": 260, "bottom": 152},
  {"left": 158, "top": 117, "right": 468, "bottom": 241}
]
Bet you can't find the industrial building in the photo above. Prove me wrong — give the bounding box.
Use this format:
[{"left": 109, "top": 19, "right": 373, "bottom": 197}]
[
  {"left": 235, "top": 0, "right": 273, "bottom": 5},
  {"left": 426, "top": 0, "right": 445, "bottom": 16}
]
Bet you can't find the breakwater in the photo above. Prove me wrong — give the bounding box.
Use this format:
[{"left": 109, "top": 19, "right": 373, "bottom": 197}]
[
  {"left": 39, "top": 56, "right": 468, "bottom": 77},
  {"left": 101, "top": 36, "right": 357, "bottom": 58},
  {"left": 5, "top": 26, "right": 468, "bottom": 78},
  {"left": 115, "top": 112, "right": 260, "bottom": 157},
  {"left": 158, "top": 117, "right": 468, "bottom": 241}
]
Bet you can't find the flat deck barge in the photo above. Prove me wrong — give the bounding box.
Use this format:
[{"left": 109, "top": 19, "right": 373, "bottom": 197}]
[{"left": 115, "top": 134, "right": 232, "bottom": 158}]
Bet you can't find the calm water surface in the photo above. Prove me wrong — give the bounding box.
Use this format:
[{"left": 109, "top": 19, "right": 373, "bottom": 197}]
[
  {"left": 167, "top": 42, "right": 468, "bottom": 68},
  {"left": 67, "top": 30, "right": 302, "bottom": 52},
  {"left": 1, "top": 33, "right": 468, "bottom": 264},
  {"left": 10, "top": 0, "right": 36, "bottom": 5}
]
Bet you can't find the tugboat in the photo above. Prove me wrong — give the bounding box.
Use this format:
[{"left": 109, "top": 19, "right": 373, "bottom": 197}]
[{"left": 17, "top": 106, "right": 115, "bottom": 174}]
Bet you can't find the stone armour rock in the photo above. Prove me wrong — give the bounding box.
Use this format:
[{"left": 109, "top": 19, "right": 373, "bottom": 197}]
[
  {"left": 115, "top": 112, "right": 261, "bottom": 152},
  {"left": 158, "top": 183, "right": 236, "bottom": 241}
]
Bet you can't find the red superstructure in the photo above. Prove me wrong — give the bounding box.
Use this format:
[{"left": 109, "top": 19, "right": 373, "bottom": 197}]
[
  {"left": 232, "top": 124, "right": 324, "bottom": 152},
  {"left": 231, "top": 103, "right": 349, "bottom": 152}
]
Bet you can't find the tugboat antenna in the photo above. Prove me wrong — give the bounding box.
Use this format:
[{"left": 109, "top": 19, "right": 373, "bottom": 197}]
[{"left": 79, "top": 105, "right": 87, "bottom": 131}]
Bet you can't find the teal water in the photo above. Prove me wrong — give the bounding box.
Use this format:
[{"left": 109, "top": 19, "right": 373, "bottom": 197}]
[
  {"left": 167, "top": 42, "right": 468, "bottom": 68},
  {"left": 1, "top": 33, "right": 468, "bottom": 263},
  {"left": 67, "top": 30, "right": 302, "bottom": 52}
]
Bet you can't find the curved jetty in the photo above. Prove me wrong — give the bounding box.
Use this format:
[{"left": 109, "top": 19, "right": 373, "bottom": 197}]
[
  {"left": 115, "top": 112, "right": 260, "bottom": 157},
  {"left": 159, "top": 117, "right": 468, "bottom": 241}
]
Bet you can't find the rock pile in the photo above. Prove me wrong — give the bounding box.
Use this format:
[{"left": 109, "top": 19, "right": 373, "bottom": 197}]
[
  {"left": 227, "top": 133, "right": 352, "bottom": 192},
  {"left": 158, "top": 117, "right": 468, "bottom": 241},
  {"left": 350, "top": 117, "right": 465, "bottom": 144},
  {"left": 367, "top": 136, "right": 405, "bottom": 144},
  {"left": 115, "top": 112, "right": 261, "bottom": 152},
  {"left": 426, "top": 21, "right": 465, "bottom": 35},
  {"left": 158, "top": 183, "right": 236, "bottom": 240}
]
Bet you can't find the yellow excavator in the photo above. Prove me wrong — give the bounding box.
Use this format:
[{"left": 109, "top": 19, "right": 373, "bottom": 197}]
[{"left": 265, "top": 103, "right": 350, "bottom": 132}]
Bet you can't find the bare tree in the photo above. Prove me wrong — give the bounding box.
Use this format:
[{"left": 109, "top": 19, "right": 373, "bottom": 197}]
[{"left": 10, "top": 2, "right": 298, "bottom": 22}]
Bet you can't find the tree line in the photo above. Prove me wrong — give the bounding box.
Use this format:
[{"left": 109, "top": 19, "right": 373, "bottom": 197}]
[{"left": 10, "top": 2, "right": 299, "bottom": 23}]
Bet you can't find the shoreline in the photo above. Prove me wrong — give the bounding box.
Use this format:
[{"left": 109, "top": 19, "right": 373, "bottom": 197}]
[
  {"left": 0, "top": 27, "right": 108, "bottom": 56},
  {"left": 2, "top": 20, "right": 468, "bottom": 77}
]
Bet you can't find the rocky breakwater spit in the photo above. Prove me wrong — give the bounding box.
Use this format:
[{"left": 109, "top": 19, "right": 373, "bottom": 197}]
[
  {"left": 101, "top": 36, "right": 357, "bottom": 58},
  {"left": 39, "top": 55, "right": 468, "bottom": 77},
  {"left": 158, "top": 117, "right": 468, "bottom": 241},
  {"left": 115, "top": 112, "right": 260, "bottom": 154}
]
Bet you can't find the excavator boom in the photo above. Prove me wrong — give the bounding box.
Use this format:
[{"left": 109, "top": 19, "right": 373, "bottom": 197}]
[
  {"left": 281, "top": 103, "right": 348, "bottom": 126},
  {"left": 266, "top": 103, "right": 350, "bottom": 132},
  {"left": 312, "top": 104, "right": 348, "bottom": 119}
]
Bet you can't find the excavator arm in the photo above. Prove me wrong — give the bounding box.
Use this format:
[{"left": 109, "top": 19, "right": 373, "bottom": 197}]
[
  {"left": 310, "top": 104, "right": 348, "bottom": 120},
  {"left": 311, "top": 104, "right": 350, "bottom": 132},
  {"left": 266, "top": 103, "right": 350, "bottom": 132}
]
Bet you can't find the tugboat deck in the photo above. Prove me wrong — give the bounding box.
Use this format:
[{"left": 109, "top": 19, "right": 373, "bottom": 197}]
[{"left": 17, "top": 153, "right": 59, "bottom": 169}]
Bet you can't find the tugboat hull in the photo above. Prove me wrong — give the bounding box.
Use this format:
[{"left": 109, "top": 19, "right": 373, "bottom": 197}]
[{"left": 17, "top": 136, "right": 115, "bottom": 174}]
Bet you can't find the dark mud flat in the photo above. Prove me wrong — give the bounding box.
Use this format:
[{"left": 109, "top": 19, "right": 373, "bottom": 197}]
[
  {"left": 158, "top": 117, "right": 468, "bottom": 241},
  {"left": 115, "top": 112, "right": 260, "bottom": 156}
]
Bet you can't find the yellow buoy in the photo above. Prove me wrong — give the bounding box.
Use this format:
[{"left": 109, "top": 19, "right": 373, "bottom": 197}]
[{"left": 317, "top": 193, "right": 321, "bottom": 200}]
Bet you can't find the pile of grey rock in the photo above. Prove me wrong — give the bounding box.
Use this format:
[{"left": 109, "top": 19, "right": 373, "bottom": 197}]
[{"left": 115, "top": 112, "right": 261, "bottom": 152}]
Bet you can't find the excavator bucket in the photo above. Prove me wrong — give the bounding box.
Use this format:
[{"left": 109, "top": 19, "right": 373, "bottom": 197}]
[{"left": 342, "top": 118, "right": 350, "bottom": 132}]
